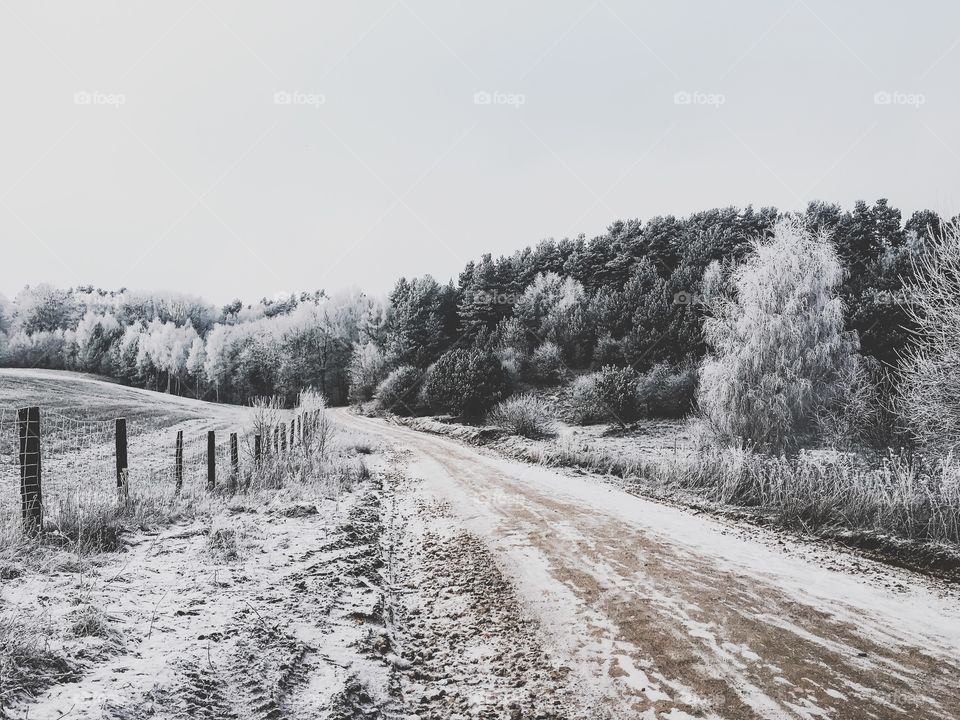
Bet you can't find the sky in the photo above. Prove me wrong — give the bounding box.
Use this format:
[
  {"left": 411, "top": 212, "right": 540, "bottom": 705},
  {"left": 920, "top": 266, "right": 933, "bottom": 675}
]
[{"left": 1, "top": 1, "right": 958, "bottom": 305}]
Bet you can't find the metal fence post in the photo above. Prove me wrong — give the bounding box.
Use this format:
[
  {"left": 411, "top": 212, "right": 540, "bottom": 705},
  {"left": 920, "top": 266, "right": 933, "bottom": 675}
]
[
  {"left": 17, "top": 406, "right": 42, "bottom": 534},
  {"left": 115, "top": 418, "right": 128, "bottom": 498},
  {"left": 175, "top": 430, "right": 184, "bottom": 493},
  {"left": 207, "top": 430, "right": 216, "bottom": 490},
  {"left": 230, "top": 432, "right": 239, "bottom": 488}
]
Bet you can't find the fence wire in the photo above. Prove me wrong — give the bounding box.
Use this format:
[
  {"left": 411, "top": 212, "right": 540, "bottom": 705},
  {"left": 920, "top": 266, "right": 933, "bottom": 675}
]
[{"left": 0, "top": 404, "right": 320, "bottom": 531}]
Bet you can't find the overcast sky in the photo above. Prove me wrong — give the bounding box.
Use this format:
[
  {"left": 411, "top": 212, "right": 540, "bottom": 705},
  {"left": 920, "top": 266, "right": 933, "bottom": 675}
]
[{"left": 1, "top": 1, "right": 958, "bottom": 304}]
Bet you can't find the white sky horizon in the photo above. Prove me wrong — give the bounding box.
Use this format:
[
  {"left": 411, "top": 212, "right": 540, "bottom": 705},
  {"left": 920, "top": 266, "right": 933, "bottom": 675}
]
[{"left": 1, "top": 1, "right": 958, "bottom": 305}]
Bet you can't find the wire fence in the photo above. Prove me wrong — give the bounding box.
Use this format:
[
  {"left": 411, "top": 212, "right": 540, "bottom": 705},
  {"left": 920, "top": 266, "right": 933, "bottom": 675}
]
[{"left": 0, "top": 403, "right": 323, "bottom": 534}]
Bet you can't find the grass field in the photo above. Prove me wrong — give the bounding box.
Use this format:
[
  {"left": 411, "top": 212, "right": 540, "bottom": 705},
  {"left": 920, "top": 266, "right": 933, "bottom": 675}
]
[{"left": 0, "top": 370, "right": 380, "bottom": 716}]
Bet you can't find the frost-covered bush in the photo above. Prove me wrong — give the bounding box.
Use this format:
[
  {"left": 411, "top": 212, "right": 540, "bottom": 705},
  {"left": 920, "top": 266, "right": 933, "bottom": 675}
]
[
  {"left": 569, "top": 374, "right": 607, "bottom": 425},
  {"left": 497, "top": 345, "right": 524, "bottom": 386},
  {"left": 594, "top": 365, "right": 641, "bottom": 425},
  {"left": 570, "top": 366, "right": 640, "bottom": 426},
  {"left": 487, "top": 394, "right": 556, "bottom": 438},
  {"left": 375, "top": 365, "right": 423, "bottom": 415},
  {"left": 592, "top": 333, "right": 623, "bottom": 368},
  {"left": 698, "top": 218, "right": 858, "bottom": 451},
  {"left": 529, "top": 341, "right": 564, "bottom": 384},
  {"left": 636, "top": 362, "right": 698, "bottom": 419},
  {"left": 423, "top": 348, "right": 508, "bottom": 419}
]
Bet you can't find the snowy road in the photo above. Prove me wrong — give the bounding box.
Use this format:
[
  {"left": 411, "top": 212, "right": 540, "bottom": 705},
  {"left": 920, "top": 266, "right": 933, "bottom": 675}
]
[{"left": 335, "top": 409, "right": 960, "bottom": 720}]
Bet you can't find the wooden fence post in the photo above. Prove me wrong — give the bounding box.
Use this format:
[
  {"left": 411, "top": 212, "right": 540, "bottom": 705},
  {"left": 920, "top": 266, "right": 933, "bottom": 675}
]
[
  {"left": 230, "top": 432, "right": 239, "bottom": 488},
  {"left": 273, "top": 426, "right": 279, "bottom": 454},
  {"left": 17, "top": 406, "right": 42, "bottom": 534},
  {"left": 296, "top": 415, "right": 301, "bottom": 445},
  {"left": 302, "top": 412, "right": 309, "bottom": 447},
  {"left": 175, "top": 430, "right": 184, "bottom": 493},
  {"left": 207, "top": 430, "right": 216, "bottom": 490},
  {"left": 280, "top": 423, "right": 287, "bottom": 453},
  {"left": 115, "top": 418, "right": 128, "bottom": 498},
  {"left": 254, "top": 434, "right": 262, "bottom": 466},
  {"left": 290, "top": 420, "right": 295, "bottom": 449}
]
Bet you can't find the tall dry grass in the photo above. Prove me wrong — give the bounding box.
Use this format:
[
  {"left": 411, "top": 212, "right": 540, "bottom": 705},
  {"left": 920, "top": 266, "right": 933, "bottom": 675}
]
[{"left": 526, "top": 437, "right": 960, "bottom": 544}]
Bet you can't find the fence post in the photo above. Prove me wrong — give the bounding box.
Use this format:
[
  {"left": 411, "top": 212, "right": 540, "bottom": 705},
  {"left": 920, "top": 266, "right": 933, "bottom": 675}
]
[
  {"left": 17, "top": 406, "right": 42, "bottom": 534},
  {"left": 290, "top": 420, "right": 295, "bottom": 449},
  {"left": 207, "top": 430, "right": 216, "bottom": 490},
  {"left": 115, "top": 418, "right": 128, "bottom": 498},
  {"left": 280, "top": 423, "right": 287, "bottom": 453},
  {"left": 175, "top": 430, "right": 184, "bottom": 493},
  {"left": 296, "top": 415, "right": 301, "bottom": 445},
  {"left": 273, "top": 426, "right": 279, "bottom": 454},
  {"left": 230, "top": 432, "right": 239, "bottom": 488},
  {"left": 302, "top": 412, "right": 309, "bottom": 447},
  {"left": 254, "top": 434, "right": 262, "bottom": 466}
]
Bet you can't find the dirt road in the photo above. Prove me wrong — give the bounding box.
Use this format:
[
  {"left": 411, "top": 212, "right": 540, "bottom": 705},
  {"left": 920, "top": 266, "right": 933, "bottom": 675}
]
[{"left": 335, "top": 409, "right": 960, "bottom": 720}]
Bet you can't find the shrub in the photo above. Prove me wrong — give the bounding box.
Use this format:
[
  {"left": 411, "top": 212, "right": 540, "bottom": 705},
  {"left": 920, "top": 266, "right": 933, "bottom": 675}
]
[
  {"left": 529, "top": 342, "right": 564, "bottom": 385},
  {"left": 636, "top": 362, "right": 698, "bottom": 418},
  {"left": 488, "top": 394, "right": 556, "bottom": 438},
  {"left": 698, "top": 218, "right": 858, "bottom": 452},
  {"left": 497, "top": 345, "right": 524, "bottom": 386},
  {"left": 593, "top": 333, "right": 624, "bottom": 367},
  {"left": 595, "top": 365, "right": 641, "bottom": 425},
  {"left": 423, "top": 348, "right": 508, "bottom": 419},
  {"left": 569, "top": 366, "right": 640, "bottom": 426},
  {"left": 569, "top": 374, "right": 607, "bottom": 425},
  {"left": 375, "top": 365, "right": 423, "bottom": 415}
]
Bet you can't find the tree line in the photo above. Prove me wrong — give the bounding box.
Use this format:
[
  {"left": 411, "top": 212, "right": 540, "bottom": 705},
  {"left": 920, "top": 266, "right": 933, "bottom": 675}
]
[{"left": 0, "top": 198, "right": 949, "bottom": 436}]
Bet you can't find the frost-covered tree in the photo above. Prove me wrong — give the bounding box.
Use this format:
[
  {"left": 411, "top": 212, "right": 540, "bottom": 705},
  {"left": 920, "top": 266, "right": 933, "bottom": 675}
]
[
  {"left": 348, "top": 341, "right": 389, "bottom": 404},
  {"left": 698, "top": 218, "right": 859, "bottom": 451},
  {"left": 899, "top": 221, "right": 960, "bottom": 453},
  {"left": 73, "top": 310, "right": 121, "bottom": 373},
  {"left": 13, "top": 284, "right": 81, "bottom": 334},
  {"left": 511, "top": 272, "right": 589, "bottom": 362}
]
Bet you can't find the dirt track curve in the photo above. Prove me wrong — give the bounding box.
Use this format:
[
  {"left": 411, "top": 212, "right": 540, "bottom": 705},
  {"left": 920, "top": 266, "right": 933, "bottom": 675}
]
[{"left": 334, "top": 409, "right": 960, "bottom": 720}]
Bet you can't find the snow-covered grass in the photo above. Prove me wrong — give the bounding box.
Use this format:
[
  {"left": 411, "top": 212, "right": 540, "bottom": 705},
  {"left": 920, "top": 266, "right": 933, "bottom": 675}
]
[{"left": 528, "top": 437, "right": 960, "bottom": 544}]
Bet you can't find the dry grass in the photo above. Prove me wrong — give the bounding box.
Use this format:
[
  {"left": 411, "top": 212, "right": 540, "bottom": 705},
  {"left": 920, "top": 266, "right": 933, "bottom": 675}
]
[
  {"left": 67, "top": 604, "right": 123, "bottom": 647},
  {"left": 527, "top": 437, "right": 960, "bottom": 544},
  {"left": 0, "top": 614, "right": 79, "bottom": 711}
]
